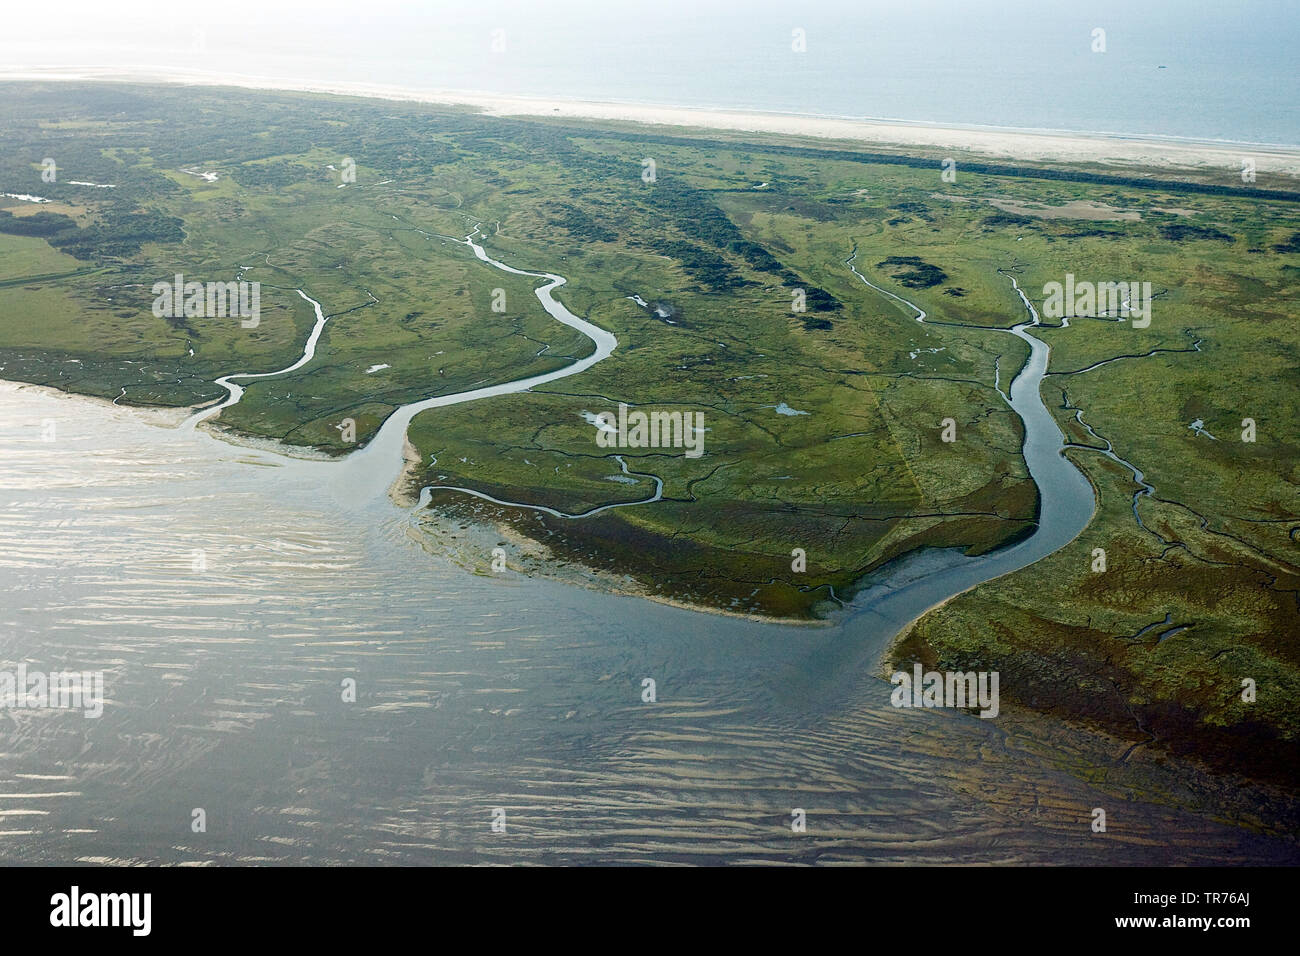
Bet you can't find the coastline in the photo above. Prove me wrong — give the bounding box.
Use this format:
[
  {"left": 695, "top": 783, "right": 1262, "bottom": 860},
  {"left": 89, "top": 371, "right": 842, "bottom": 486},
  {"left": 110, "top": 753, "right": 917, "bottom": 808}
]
[
  {"left": 0, "top": 378, "right": 194, "bottom": 428},
  {"left": 2, "top": 73, "right": 1296, "bottom": 825},
  {"left": 0, "top": 377, "right": 351, "bottom": 460},
  {"left": 5, "top": 66, "right": 1300, "bottom": 176},
  {"left": 0, "top": 70, "right": 1169, "bottom": 630}
]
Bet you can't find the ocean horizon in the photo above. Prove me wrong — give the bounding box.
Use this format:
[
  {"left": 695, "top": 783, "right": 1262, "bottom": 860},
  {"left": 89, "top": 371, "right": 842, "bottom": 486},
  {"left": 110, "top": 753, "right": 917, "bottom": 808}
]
[{"left": 3, "top": 0, "right": 1297, "bottom": 147}]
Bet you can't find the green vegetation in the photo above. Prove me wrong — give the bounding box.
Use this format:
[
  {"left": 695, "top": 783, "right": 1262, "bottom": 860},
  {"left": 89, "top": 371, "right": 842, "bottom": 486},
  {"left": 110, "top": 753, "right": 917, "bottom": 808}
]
[{"left": 877, "top": 255, "right": 948, "bottom": 288}]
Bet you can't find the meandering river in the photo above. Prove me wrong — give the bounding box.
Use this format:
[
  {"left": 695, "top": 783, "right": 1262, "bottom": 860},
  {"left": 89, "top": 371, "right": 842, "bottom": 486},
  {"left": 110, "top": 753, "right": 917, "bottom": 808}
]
[{"left": 0, "top": 233, "right": 1292, "bottom": 864}]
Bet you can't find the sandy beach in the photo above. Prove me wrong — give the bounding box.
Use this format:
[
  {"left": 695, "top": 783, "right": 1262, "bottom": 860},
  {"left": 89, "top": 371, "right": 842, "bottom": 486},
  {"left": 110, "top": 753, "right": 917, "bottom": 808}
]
[{"left": 5, "top": 66, "right": 1300, "bottom": 178}]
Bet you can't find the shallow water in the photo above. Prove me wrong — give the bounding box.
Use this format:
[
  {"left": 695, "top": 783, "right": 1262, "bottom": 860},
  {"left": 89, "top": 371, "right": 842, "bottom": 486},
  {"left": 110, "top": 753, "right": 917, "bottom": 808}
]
[{"left": 0, "top": 381, "right": 1294, "bottom": 864}]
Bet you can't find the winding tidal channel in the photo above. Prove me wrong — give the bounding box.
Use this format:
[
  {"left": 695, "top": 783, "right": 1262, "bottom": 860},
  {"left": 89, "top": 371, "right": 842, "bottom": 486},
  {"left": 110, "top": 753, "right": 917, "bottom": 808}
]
[{"left": 0, "top": 230, "right": 1291, "bottom": 864}]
